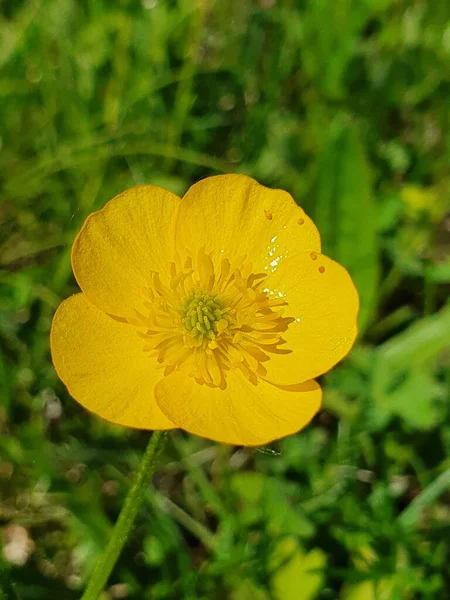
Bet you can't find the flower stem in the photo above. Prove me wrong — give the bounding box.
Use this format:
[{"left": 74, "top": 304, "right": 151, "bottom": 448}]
[{"left": 81, "top": 430, "right": 168, "bottom": 600}]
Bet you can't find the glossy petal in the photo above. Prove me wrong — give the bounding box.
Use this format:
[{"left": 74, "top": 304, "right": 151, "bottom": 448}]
[
  {"left": 263, "top": 252, "right": 359, "bottom": 385},
  {"left": 176, "top": 174, "right": 320, "bottom": 272},
  {"left": 72, "top": 185, "right": 180, "bottom": 319},
  {"left": 155, "top": 372, "right": 321, "bottom": 446},
  {"left": 51, "top": 294, "right": 176, "bottom": 430}
]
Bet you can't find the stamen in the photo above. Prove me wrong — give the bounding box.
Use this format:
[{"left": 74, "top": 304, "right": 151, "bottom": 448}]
[{"left": 137, "top": 248, "right": 293, "bottom": 388}]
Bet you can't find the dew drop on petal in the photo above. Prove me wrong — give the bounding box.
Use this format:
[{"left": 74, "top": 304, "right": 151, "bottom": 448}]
[
  {"left": 264, "top": 210, "right": 273, "bottom": 220},
  {"left": 319, "top": 265, "right": 325, "bottom": 273},
  {"left": 310, "top": 252, "right": 318, "bottom": 260},
  {"left": 298, "top": 218, "right": 305, "bottom": 225}
]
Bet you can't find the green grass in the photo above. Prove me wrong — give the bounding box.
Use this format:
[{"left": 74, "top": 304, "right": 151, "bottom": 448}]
[{"left": 1, "top": 0, "right": 450, "bottom": 598}]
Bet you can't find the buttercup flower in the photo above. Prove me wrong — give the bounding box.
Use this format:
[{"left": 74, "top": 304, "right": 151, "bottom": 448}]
[{"left": 51, "top": 175, "right": 359, "bottom": 446}]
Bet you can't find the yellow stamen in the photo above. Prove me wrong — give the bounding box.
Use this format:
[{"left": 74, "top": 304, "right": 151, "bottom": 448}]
[{"left": 138, "top": 248, "right": 293, "bottom": 388}]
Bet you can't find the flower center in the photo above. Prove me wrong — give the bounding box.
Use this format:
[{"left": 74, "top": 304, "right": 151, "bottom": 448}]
[
  {"left": 181, "top": 293, "right": 233, "bottom": 347},
  {"left": 132, "top": 249, "right": 293, "bottom": 389}
]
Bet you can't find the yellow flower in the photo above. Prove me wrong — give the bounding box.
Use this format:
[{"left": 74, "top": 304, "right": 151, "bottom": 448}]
[{"left": 51, "top": 175, "right": 359, "bottom": 446}]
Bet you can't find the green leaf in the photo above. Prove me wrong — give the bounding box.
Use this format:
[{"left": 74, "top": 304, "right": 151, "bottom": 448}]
[
  {"left": 270, "top": 538, "right": 326, "bottom": 600},
  {"left": 231, "top": 473, "right": 314, "bottom": 538},
  {"left": 231, "top": 580, "right": 270, "bottom": 600},
  {"left": 312, "top": 116, "right": 379, "bottom": 331},
  {"left": 384, "top": 370, "right": 443, "bottom": 429},
  {"left": 341, "top": 579, "right": 399, "bottom": 600},
  {"left": 425, "top": 259, "right": 450, "bottom": 283},
  {"left": 372, "top": 303, "right": 450, "bottom": 428},
  {"left": 398, "top": 468, "right": 450, "bottom": 531}
]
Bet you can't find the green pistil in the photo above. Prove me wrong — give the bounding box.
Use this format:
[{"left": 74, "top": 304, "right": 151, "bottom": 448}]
[{"left": 181, "top": 293, "right": 231, "bottom": 341}]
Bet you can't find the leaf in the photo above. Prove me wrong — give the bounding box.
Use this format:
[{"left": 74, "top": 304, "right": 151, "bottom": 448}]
[
  {"left": 312, "top": 116, "right": 379, "bottom": 331},
  {"left": 231, "top": 580, "right": 270, "bottom": 600},
  {"left": 425, "top": 259, "right": 450, "bottom": 283},
  {"left": 300, "top": 0, "right": 373, "bottom": 98},
  {"left": 341, "top": 579, "right": 398, "bottom": 600},
  {"left": 384, "top": 370, "right": 443, "bottom": 429},
  {"left": 231, "top": 473, "right": 314, "bottom": 538},
  {"left": 398, "top": 468, "right": 450, "bottom": 530},
  {"left": 270, "top": 537, "right": 326, "bottom": 600},
  {"left": 372, "top": 303, "right": 450, "bottom": 428}
]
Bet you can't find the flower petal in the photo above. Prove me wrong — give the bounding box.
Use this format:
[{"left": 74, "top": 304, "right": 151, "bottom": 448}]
[
  {"left": 176, "top": 175, "right": 320, "bottom": 271},
  {"left": 51, "top": 294, "right": 176, "bottom": 430},
  {"left": 155, "top": 372, "right": 321, "bottom": 446},
  {"left": 72, "top": 185, "right": 180, "bottom": 319},
  {"left": 263, "top": 252, "right": 359, "bottom": 385}
]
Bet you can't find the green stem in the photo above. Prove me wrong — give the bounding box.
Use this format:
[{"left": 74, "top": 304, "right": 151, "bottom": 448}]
[{"left": 81, "top": 431, "right": 168, "bottom": 600}]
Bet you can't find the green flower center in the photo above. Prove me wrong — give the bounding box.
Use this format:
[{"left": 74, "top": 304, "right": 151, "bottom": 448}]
[{"left": 180, "top": 292, "right": 233, "bottom": 344}]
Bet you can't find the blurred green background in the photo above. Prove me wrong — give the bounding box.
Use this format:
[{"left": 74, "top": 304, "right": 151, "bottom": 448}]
[{"left": 1, "top": 0, "right": 450, "bottom": 598}]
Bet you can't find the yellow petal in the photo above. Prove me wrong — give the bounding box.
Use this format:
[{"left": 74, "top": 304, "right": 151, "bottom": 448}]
[
  {"left": 263, "top": 252, "right": 359, "bottom": 385},
  {"left": 176, "top": 175, "right": 320, "bottom": 272},
  {"left": 72, "top": 185, "right": 180, "bottom": 319},
  {"left": 51, "top": 294, "right": 176, "bottom": 430},
  {"left": 154, "top": 372, "right": 321, "bottom": 446}
]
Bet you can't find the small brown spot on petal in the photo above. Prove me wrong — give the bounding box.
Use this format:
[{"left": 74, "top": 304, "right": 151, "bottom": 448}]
[
  {"left": 298, "top": 218, "right": 305, "bottom": 225},
  {"left": 310, "top": 252, "right": 318, "bottom": 260},
  {"left": 318, "top": 265, "right": 325, "bottom": 273},
  {"left": 264, "top": 210, "right": 273, "bottom": 220}
]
